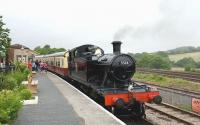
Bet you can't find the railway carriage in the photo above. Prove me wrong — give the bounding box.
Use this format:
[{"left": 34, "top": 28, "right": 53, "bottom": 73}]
[{"left": 35, "top": 51, "right": 69, "bottom": 77}]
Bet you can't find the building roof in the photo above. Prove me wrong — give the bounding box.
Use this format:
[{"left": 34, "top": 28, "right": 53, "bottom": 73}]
[{"left": 10, "top": 44, "right": 29, "bottom": 49}]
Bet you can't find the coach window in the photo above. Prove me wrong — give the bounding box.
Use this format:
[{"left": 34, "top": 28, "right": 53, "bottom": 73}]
[
  {"left": 58, "top": 61, "right": 60, "bottom": 67},
  {"left": 61, "top": 59, "right": 64, "bottom": 67},
  {"left": 75, "top": 50, "right": 79, "bottom": 57}
]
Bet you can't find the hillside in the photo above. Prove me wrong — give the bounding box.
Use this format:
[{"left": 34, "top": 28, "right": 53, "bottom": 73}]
[
  {"left": 168, "top": 52, "right": 200, "bottom": 62},
  {"left": 166, "top": 46, "right": 200, "bottom": 54}
]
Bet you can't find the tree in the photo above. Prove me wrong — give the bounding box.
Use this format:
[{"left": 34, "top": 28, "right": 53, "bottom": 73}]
[
  {"left": 0, "top": 16, "right": 11, "bottom": 65},
  {"left": 175, "top": 57, "right": 196, "bottom": 68},
  {"left": 34, "top": 44, "right": 66, "bottom": 54},
  {"left": 135, "top": 53, "right": 171, "bottom": 69},
  {"left": 34, "top": 46, "right": 40, "bottom": 50},
  {"left": 43, "top": 44, "right": 50, "bottom": 49}
]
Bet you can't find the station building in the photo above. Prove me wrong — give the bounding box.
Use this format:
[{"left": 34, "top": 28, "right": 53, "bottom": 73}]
[{"left": 8, "top": 44, "right": 37, "bottom": 63}]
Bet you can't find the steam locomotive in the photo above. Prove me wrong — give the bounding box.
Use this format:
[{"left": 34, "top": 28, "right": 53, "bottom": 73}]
[{"left": 35, "top": 41, "right": 162, "bottom": 118}]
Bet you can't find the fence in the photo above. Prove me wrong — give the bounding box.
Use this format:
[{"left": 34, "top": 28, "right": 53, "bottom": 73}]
[
  {"left": 159, "top": 88, "right": 200, "bottom": 113},
  {"left": 0, "top": 66, "right": 15, "bottom": 73}
]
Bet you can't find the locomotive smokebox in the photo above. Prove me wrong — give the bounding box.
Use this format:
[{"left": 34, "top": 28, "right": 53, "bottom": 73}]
[{"left": 112, "top": 41, "right": 122, "bottom": 54}]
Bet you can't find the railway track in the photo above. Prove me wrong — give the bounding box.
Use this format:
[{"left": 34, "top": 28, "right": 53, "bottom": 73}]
[
  {"left": 137, "top": 68, "right": 200, "bottom": 83},
  {"left": 134, "top": 80, "right": 200, "bottom": 98},
  {"left": 145, "top": 103, "right": 200, "bottom": 125}
]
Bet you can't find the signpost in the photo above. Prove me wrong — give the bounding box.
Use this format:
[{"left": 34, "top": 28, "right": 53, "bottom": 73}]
[{"left": 192, "top": 98, "right": 200, "bottom": 113}]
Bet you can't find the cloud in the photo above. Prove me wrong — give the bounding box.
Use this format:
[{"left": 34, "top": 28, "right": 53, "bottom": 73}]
[{"left": 113, "top": 0, "right": 200, "bottom": 52}]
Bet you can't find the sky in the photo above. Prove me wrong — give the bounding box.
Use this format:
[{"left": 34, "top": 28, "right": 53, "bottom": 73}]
[{"left": 1, "top": 0, "right": 200, "bottom": 53}]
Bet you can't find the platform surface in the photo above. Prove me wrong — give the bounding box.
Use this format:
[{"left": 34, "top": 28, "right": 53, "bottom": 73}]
[{"left": 14, "top": 72, "right": 123, "bottom": 125}]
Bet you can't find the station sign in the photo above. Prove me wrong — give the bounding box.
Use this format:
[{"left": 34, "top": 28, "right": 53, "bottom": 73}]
[{"left": 192, "top": 98, "right": 200, "bottom": 113}]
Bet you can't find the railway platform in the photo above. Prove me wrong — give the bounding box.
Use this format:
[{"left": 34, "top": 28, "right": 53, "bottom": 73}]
[{"left": 13, "top": 72, "right": 124, "bottom": 125}]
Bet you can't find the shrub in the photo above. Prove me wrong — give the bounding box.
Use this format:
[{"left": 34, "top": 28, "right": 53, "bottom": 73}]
[
  {"left": 19, "top": 89, "right": 32, "bottom": 100},
  {"left": 0, "top": 90, "right": 22, "bottom": 124},
  {"left": 0, "top": 71, "right": 28, "bottom": 91},
  {"left": 14, "top": 62, "right": 27, "bottom": 73},
  {"left": 0, "top": 76, "right": 17, "bottom": 91},
  {"left": 136, "top": 53, "right": 171, "bottom": 69},
  {"left": 175, "top": 57, "right": 196, "bottom": 68},
  {"left": 6, "top": 71, "right": 28, "bottom": 87},
  {"left": 184, "top": 66, "right": 191, "bottom": 71}
]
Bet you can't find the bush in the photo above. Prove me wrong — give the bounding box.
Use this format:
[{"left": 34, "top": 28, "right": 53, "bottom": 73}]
[
  {"left": 196, "top": 62, "right": 200, "bottom": 68},
  {"left": 175, "top": 57, "right": 196, "bottom": 68},
  {"left": 0, "top": 90, "right": 22, "bottom": 124},
  {"left": 19, "top": 89, "right": 32, "bottom": 100},
  {"left": 0, "top": 62, "right": 32, "bottom": 124},
  {"left": 136, "top": 53, "right": 171, "bottom": 69},
  {"left": 184, "top": 66, "right": 191, "bottom": 71},
  {"left": 0, "top": 76, "right": 17, "bottom": 91},
  {"left": 0, "top": 71, "right": 28, "bottom": 91},
  {"left": 15, "top": 62, "right": 27, "bottom": 73}
]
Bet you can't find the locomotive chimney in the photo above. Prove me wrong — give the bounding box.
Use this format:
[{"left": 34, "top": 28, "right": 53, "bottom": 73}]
[{"left": 112, "top": 41, "right": 122, "bottom": 54}]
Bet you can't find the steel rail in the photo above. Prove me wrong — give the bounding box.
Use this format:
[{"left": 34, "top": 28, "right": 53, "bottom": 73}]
[{"left": 145, "top": 103, "right": 200, "bottom": 125}]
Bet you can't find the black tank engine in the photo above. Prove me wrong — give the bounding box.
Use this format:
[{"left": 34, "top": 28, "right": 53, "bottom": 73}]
[{"left": 66, "top": 41, "right": 162, "bottom": 117}]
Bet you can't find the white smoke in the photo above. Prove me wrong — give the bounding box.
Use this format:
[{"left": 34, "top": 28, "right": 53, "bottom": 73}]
[{"left": 114, "top": 0, "right": 200, "bottom": 52}]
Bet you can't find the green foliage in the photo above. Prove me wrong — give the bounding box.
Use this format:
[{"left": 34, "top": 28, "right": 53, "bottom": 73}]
[
  {"left": 184, "top": 66, "right": 192, "bottom": 71},
  {"left": 15, "top": 62, "right": 28, "bottom": 73},
  {"left": 0, "top": 62, "right": 31, "bottom": 91},
  {"left": 132, "top": 53, "right": 171, "bottom": 69},
  {"left": 34, "top": 44, "right": 66, "bottom": 54},
  {"left": 0, "top": 16, "right": 11, "bottom": 65},
  {"left": 0, "top": 62, "right": 33, "bottom": 124},
  {"left": 19, "top": 89, "right": 32, "bottom": 100},
  {"left": 0, "top": 75, "right": 17, "bottom": 90},
  {"left": 155, "top": 51, "right": 168, "bottom": 57},
  {"left": 0, "top": 90, "right": 22, "bottom": 124},
  {"left": 196, "top": 62, "right": 200, "bottom": 68},
  {"left": 166, "top": 46, "right": 200, "bottom": 54},
  {"left": 175, "top": 57, "right": 196, "bottom": 68}
]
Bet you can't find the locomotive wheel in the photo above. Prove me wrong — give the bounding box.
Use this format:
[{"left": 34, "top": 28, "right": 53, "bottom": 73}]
[{"left": 132, "top": 102, "right": 145, "bottom": 119}]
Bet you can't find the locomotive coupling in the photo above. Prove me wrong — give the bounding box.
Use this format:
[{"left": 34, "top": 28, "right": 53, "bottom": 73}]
[{"left": 153, "top": 95, "right": 162, "bottom": 104}]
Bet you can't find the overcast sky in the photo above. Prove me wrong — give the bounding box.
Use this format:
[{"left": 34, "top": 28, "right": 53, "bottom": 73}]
[{"left": 1, "top": 0, "right": 200, "bottom": 53}]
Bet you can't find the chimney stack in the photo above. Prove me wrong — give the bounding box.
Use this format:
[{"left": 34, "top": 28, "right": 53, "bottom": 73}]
[{"left": 112, "top": 41, "right": 122, "bottom": 54}]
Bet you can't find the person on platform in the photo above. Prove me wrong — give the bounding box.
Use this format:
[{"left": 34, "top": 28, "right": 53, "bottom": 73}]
[
  {"left": 32, "top": 61, "right": 36, "bottom": 71},
  {"left": 35, "top": 60, "right": 39, "bottom": 71},
  {"left": 40, "top": 62, "right": 47, "bottom": 73}
]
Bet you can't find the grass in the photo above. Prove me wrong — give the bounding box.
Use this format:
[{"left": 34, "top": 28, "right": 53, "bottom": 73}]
[
  {"left": 176, "top": 104, "right": 191, "bottom": 112},
  {"left": 133, "top": 72, "right": 200, "bottom": 93},
  {"left": 169, "top": 52, "right": 200, "bottom": 62}
]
